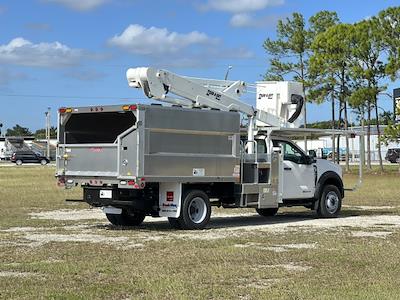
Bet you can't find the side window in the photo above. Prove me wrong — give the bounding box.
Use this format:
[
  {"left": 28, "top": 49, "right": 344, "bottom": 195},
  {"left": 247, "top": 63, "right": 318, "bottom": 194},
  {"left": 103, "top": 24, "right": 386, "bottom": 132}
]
[
  {"left": 256, "top": 139, "right": 267, "bottom": 154},
  {"left": 241, "top": 138, "right": 267, "bottom": 154},
  {"left": 279, "top": 141, "right": 304, "bottom": 164}
]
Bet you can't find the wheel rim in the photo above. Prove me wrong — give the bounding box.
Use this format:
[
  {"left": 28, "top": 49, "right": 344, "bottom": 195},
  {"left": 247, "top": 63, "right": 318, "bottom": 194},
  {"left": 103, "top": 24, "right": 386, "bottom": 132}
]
[
  {"left": 41, "top": 160, "right": 46, "bottom": 165},
  {"left": 325, "top": 191, "right": 339, "bottom": 214},
  {"left": 188, "top": 197, "right": 207, "bottom": 224}
]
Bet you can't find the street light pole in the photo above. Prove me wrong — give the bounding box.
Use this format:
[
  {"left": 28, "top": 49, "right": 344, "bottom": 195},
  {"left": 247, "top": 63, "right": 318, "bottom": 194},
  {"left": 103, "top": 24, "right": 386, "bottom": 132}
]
[
  {"left": 224, "top": 66, "right": 233, "bottom": 80},
  {"left": 45, "top": 107, "right": 50, "bottom": 159}
]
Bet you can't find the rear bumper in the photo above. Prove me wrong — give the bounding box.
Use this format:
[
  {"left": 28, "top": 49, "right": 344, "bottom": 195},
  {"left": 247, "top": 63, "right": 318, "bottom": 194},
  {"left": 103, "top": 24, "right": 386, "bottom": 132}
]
[
  {"left": 82, "top": 186, "right": 157, "bottom": 214},
  {"left": 84, "top": 187, "right": 118, "bottom": 207}
]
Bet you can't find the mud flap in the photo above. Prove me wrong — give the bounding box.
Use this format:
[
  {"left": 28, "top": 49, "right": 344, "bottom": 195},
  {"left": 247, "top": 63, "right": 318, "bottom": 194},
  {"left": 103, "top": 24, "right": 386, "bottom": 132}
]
[{"left": 159, "top": 183, "right": 182, "bottom": 218}]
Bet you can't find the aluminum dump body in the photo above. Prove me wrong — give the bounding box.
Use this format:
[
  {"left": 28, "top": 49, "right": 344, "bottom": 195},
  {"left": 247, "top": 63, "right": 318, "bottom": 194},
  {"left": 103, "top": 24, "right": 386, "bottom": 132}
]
[{"left": 57, "top": 104, "right": 241, "bottom": 185}]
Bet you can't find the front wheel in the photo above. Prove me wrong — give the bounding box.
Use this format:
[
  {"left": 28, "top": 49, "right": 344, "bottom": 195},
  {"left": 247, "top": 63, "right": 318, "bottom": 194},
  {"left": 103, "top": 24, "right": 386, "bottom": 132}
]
[
  {"left": 15, "top": 160, "right": 23, "bottom": 165},
  {"left": 317, "top": 185, "right": 342, "bottom": 218},
  {"left": 176, "top": 190, "right": 211, "bottom": 230},
  {"left": 40, "top": 159, "right": 48, "bottom": 165},
  {"left": 106, "top": 209, "right": 145, "bottom": 226}
]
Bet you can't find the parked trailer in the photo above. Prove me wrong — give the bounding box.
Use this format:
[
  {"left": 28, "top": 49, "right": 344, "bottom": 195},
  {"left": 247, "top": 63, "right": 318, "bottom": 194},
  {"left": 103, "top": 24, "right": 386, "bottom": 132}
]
[{"left": 56, "top": 67, "right": 363, "bottom": 229}]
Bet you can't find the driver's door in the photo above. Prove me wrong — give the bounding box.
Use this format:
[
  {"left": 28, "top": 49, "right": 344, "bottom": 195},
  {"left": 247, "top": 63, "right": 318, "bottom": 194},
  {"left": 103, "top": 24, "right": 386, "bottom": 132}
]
[{"left": 275, "top": 140, "right": 316, "bottom": 199}]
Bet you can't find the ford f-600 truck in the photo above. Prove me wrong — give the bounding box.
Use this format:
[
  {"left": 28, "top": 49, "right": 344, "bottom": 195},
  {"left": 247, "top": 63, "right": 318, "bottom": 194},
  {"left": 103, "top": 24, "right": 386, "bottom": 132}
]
[{"left": 56, "top": 67, "right": 362, "bottom": 229}]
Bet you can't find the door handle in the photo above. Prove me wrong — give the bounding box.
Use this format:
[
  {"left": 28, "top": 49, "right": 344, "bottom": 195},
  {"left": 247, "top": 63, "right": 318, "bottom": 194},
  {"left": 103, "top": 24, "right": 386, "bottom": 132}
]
[{"left": 284, "top": 167, "right": 292, "bottom": 171}]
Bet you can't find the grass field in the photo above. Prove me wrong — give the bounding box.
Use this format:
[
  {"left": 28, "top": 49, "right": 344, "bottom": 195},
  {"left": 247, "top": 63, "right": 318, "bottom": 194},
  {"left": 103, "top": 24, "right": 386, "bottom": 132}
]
[{"left": 1, "top": 166, "right": 400, "bottom": 299}]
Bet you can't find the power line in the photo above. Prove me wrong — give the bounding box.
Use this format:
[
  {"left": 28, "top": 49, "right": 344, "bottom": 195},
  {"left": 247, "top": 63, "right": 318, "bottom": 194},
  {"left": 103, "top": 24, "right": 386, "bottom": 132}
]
[{"left": 0, "top": 93, "right": 149, "bottom": 100}]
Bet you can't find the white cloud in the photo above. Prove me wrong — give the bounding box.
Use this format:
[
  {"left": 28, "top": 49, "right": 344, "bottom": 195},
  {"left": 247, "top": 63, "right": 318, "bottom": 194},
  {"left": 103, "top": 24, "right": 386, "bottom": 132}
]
[
  {"left": 230, "top": 13, "right": 284, "bottom": 28},
  {"left": 42, "top": 0, "right": 109, "bottom": 11},
  {"left": 0, "top": 37, "right": 84, "bottom": 67},
  {"left": 230, "top": 13, "right": 255, "bottom": 27},
  {"left": 202, "top": 0, "right": 284, "bottom": 13},
  {"left": 108, "top": 24, "right": 216, "bottom": 55},
  {"left": 109, "top": 24, "right": 253, "bottom": 68}
]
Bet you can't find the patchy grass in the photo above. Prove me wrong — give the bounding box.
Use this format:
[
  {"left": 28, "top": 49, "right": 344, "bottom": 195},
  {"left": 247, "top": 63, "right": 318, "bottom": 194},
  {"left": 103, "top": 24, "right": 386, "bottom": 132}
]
[{"left": 0, "top": 166, "right": 400, "bottom": 299}]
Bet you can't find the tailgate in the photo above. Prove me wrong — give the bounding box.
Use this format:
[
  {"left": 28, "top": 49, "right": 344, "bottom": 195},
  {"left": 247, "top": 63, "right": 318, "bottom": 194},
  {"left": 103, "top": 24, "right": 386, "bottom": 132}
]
[
  {"left": 56, "top": 107, "right": 137, "bottom": 178},
  {"left": 58, "top": 144, "right": 118, "bottom": 177}
]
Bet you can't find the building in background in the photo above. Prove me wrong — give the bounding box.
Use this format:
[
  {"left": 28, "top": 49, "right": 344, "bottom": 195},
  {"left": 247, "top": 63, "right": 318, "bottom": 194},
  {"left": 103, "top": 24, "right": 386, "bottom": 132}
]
[{"left": 296, "top": 125, "right": 400, "bottom": 163}]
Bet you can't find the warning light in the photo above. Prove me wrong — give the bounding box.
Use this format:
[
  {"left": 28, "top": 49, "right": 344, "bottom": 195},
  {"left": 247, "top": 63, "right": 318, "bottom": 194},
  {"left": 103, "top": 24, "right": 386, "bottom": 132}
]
[
  {"left": 59, "top": 107, "right": 72, "bottom": 113},
  {"left": 122, "top": 105, "right": 137, "bottom": 111}
]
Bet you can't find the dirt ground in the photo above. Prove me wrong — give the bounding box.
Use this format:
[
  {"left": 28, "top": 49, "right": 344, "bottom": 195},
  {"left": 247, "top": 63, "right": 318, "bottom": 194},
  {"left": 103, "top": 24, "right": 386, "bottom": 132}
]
[{"left": 1, "top": 166, "right": 400, "bottom": 299}]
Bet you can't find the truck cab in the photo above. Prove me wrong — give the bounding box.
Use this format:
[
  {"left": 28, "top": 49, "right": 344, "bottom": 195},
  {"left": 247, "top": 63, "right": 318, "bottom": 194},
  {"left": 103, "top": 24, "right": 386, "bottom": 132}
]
[{"left": 252, "top": 133, "right": 344, "bottom": 217}]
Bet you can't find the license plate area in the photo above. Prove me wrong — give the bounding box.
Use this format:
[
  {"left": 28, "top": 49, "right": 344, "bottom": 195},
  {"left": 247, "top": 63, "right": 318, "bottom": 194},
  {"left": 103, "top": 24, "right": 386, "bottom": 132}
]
[
  {"left": 84, "top": 187, "right": 116, "bottom": 207},
  {"left": 100, "top": 190, "right": 112, "bottom": 199}
]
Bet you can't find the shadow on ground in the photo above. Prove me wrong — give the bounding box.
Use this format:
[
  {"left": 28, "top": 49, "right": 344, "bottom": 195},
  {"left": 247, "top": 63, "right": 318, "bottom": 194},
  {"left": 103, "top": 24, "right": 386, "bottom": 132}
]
[{"left": 94, "top": 208, "right": 397, "bottom": 232}]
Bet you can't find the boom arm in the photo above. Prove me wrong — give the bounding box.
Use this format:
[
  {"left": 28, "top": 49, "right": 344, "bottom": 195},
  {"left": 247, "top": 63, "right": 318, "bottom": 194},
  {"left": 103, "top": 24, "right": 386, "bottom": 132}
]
[{"left": 126, "top": 67, "right": 283, "bottom": 127}]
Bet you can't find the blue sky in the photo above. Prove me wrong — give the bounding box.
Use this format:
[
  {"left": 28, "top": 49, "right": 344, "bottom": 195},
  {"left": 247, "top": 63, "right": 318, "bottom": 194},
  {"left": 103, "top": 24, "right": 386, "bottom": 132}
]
[{"left": 0, "top": 0, "right": 399, "bottom": 131}]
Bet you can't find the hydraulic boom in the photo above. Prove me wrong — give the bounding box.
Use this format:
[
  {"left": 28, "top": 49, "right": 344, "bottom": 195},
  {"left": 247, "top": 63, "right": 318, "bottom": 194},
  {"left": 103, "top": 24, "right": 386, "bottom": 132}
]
[{"left": 126, "top": 67, "right": 289, "bottom": 127}]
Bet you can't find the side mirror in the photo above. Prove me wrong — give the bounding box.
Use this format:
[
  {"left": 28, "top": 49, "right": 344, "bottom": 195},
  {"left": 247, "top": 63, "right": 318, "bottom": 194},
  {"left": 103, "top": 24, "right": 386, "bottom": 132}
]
[{"left": 303, "top": 155, "right": 315, "bottom": 165}]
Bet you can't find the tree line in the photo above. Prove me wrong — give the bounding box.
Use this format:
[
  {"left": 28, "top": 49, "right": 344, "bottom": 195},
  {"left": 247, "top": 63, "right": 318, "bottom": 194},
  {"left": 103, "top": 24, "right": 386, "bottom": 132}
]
[
  {"left": 264, "top": 7, "right": 400, "bottom": 171},
  {"left": 4, "top": 124, "right": 57, "bottom": 139}
]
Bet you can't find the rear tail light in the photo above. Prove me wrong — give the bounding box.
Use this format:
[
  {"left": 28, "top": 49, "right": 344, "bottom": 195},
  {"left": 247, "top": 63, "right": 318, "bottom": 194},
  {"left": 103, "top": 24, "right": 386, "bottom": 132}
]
[
  {"left": 59, "top": 107, "right": 72, "bottom": 113},
  {"left": 122, "top": 105, "right": 137, "bottom": 111},
  {"left": 57, "top": 177, "right": 65, "bottom": 187},
  {"left": 126, "top": 179, "right": 144, "bottom": 189}
]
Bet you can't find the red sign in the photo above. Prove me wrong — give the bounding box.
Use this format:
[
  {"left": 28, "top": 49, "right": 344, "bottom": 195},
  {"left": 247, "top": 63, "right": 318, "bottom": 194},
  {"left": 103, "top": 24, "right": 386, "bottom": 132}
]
[
  {"left": 166, "top": 191, "right": 174, "bottom": 202},
  {"left": 90, "top": 147, "right": 103, "bottom": 153}
]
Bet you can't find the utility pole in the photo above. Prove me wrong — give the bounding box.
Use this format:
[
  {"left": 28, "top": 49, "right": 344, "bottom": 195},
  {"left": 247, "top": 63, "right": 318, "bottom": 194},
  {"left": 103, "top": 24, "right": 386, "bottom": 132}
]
[
  {"left": 45, "top": 107, "right": 50, "bottom": 159},
  {"left": 394, "top": 88, "right": 400, "bottom": 124}
]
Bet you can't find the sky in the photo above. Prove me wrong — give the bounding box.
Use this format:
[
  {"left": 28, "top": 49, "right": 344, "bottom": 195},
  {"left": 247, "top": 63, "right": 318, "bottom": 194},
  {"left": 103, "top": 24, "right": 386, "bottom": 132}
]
[{"left": 0, "top": 0, "right": 399, "bottom": 132}]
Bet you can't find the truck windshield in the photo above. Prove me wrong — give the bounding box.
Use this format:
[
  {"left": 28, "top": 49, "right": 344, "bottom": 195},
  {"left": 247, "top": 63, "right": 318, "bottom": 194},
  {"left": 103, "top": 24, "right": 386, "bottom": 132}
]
[{"left": 63, "top": 111, "right": 136, "bottom": 144}]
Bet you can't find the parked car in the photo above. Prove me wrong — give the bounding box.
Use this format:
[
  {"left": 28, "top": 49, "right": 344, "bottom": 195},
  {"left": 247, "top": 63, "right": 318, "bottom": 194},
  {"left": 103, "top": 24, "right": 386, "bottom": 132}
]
[
  {"left": 385, "top": 148, "right": 400, "bottom": 163},
  {"left": 327, "top": 151, "right": 346, "bottom": 161},
  {"left": 11, "top": 151, "right": 50, "bottom": 165}
]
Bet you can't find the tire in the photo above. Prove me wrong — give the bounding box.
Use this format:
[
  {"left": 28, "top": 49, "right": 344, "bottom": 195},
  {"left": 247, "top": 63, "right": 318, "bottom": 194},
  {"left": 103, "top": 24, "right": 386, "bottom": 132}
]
[
  {"left": 177, "top": 190, "right": 211, "bottom": 230},
  {"left": 15, "top": 160, "right": 23, "bottom": 166},
  {"left": 317, "top": 184, "right": 342, "bottom": 218},
  {"left": 256, "top": 207, "right": 279, "bottom": 217},
  {"left": 106, "top": 209, "right": 145, "bottom": 226},
  {"left": 168, "top": 218, "right": 182, "bottom": 229},
  {"left": 40, "top": 159, "right": 48, "bottom": 165}
]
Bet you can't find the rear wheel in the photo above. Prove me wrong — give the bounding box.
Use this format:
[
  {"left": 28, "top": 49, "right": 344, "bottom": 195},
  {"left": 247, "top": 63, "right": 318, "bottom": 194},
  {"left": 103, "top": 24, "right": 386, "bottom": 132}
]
[
  {"left": 106, "top": 209, "right": 145, "bottom": 226},
  {"left": 317, "top": 185, "right": 342, "bottom": 218},
  {"left": 168, "top": 218, "right": 182, "bottom": 229},
  {"left": 256, "top": 207, "right": 279, "bottom": 217},
  {"left": 15, "top": 160, "right": 22, "bottom": 165},
  {"left": 177, "top": 190, "right": 211, "bottom": 230}
]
